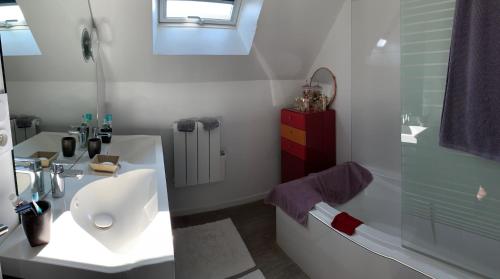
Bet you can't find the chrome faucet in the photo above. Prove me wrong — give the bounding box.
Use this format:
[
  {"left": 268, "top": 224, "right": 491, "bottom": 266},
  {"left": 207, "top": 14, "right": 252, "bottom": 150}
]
[
  {"left": 0, "top": 224, "right": 8, "bottom": 237},
  {"left": 92, "top": 126, "right": 112, "bottom": 139},
  {"left": 68, "top": 124, "right": 89, "bottom": 149},
  {"left": 14, "top": 157, "right": 45, "bottom": 197}
]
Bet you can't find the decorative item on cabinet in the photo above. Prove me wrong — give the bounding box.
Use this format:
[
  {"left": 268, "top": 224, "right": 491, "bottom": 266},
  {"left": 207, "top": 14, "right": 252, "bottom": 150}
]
[
  {"left": 281, "top": 108, "right": 336, "bottom": 183},
  {"left": 294, "top": 67, "right": 337, "bottom": 113}
]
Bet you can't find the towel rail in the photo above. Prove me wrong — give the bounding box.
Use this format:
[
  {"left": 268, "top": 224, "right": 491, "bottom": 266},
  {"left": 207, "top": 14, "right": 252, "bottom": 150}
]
[{"left": 173, "top": 119, "right": 225, "bottom": 187}]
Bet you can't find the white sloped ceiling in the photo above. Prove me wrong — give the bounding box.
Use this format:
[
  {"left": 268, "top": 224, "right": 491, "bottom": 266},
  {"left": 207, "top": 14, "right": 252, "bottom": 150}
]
[
  {"left": 5, "top": 0, "right": 346, "bottom": 82},
  {"left": 4, "top": 0, "right": 96, "bottom": 81}
]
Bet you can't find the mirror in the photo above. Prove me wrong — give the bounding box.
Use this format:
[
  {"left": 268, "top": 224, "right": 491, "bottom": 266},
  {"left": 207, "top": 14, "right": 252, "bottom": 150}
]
[
  {"left": 1, "top": 0, "right": 97, "bottom": 200},
  {"left": 310, "top": 67, "right": 337, "bottom": 107}
]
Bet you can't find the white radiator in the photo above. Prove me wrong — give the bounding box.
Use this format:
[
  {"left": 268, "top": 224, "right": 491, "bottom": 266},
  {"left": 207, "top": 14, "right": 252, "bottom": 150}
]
[
  {"left": 173, "top": 120, "right": 225, "bottom": 187},
  {"left": 10, "top": 117, "right": 40, "bottom": 145}
]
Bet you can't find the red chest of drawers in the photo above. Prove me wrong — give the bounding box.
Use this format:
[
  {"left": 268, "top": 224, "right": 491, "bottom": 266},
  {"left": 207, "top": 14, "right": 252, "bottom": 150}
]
[{"left": 281, "top": 109, "right": 336, "bottom": 183}]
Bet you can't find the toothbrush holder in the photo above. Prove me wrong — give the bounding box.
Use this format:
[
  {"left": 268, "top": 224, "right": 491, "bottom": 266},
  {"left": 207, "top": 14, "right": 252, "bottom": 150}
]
[
  {"left": 88, "top": 138, "right": 102, "bottom": 159},
  {"left": 21, "top": 201, "right": 52, "bottom": 247}
]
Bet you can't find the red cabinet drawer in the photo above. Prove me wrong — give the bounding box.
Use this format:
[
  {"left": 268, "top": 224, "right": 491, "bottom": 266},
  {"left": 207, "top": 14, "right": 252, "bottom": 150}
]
[
  {"left": 281, "top": 109, "right": 306, "bottom": 130},
  {"left": 281, "top": 152, "right": 306, "bottom": 183},
  {"left": 281, "top": 125, "right": 306, "bottom": 146},
  {"left": 281, "top": 137, "right": 307, "bottom": 160}
]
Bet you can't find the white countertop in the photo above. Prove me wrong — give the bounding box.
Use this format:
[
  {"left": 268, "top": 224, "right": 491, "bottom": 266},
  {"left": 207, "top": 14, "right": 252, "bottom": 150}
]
[{"left": 0, "top": 132, "right": 174, "bottom": 274}]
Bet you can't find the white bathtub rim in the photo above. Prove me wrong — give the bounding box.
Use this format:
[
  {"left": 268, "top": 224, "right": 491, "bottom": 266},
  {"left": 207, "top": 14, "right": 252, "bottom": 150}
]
[{"left": 311, "top": 202, "right": 482, "bottom": 279}]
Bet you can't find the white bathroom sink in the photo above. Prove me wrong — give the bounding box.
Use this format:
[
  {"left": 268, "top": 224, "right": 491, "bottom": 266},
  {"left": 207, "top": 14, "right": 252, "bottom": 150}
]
[
  {"left": 70, "top": 169, "right": 158, "bottom": 253},
  {"left": 106, "top": 136, "right": 157, "bottom": 165},
  {"left": 0, "top": 135, "right": 173, "bottom": 277}
]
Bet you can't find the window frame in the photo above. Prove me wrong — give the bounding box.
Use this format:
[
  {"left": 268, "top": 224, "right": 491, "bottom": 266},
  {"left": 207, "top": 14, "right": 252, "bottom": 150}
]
[
  {"left": 0, "top": 3, "right": 28, "bottom": 30},
  {"left": 158, "top": 0, "right": 242, "bottom": 27}
]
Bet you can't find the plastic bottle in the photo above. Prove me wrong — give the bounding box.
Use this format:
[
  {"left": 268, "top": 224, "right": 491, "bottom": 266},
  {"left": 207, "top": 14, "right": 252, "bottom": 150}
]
[
  {"left": 101, "top": 114, "right": 113, "bottom": 144},
  {"left": 82, "top": 113, "right": 92, "bottom": 143}
]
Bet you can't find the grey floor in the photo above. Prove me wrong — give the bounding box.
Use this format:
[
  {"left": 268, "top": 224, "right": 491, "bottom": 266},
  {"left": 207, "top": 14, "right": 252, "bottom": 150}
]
[{"left": 172, "top": 201, "right": 310, "bottom": 279}]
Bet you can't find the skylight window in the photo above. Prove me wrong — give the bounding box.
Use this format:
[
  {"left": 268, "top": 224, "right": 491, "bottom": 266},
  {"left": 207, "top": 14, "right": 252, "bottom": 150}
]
[
  {"left": 159, "top": 0, "right": 241, "bottom": 26},
  {"left": 0, "top": 1, "right": 41, "bottom": 56},
  {"left": 0, "top": 3, "right": 27, "bottom": 29}
]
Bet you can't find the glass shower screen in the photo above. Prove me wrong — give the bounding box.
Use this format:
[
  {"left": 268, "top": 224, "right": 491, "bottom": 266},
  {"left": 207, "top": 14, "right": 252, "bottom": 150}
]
[{"left": 401, "top": 0, "right": 500, "bottom": 277}]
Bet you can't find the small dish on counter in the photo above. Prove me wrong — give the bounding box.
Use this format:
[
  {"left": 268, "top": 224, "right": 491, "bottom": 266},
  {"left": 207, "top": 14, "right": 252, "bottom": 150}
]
[
  {"left": 89, "top": 155, "right": 120, "bottom": 173},
  {"left": 30, "top": 151, "right": 58, "bottom": 168}
]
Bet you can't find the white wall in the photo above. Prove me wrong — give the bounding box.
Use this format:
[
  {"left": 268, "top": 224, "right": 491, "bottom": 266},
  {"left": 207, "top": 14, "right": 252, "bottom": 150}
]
[
  {"left": 5, "top": 79, "right": 302, "bottom": 216},
  {"left": 6, "top": 0, "right": 95, "bottom": 82},
  {"left": 87, "top": 0, "right": 346, "bottom": 82},
  {"left": 106, "top": 80, "right": 300, "bottom": 215},
  {"left": 4, "top": 0, "right": 358, "bottom": 215},
  {"left": 351, "top": 0, "right": 401, "bottom": 175},
  {"left": 307, "top": 0, "right": 401, "bottom": 176},
  {"left": 88, "top": 0, "right": 350, "bottom": 214},
  {"left": 6, "top": 81, "right": 98, "bottom": 131},
  {"left": 308, "top": 0, "right": 352, "bottom": 164}
]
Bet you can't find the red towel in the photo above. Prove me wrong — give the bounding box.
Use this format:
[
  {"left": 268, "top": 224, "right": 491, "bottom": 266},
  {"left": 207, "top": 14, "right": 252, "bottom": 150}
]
[{"left": 331, "top": 212, "right": 363, "bottom": 236}]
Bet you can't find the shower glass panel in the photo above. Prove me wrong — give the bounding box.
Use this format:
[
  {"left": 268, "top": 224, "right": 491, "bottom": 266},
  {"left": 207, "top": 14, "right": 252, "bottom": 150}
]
[{"left": 401, "top": 0, "right": 500, "bottom": 278}]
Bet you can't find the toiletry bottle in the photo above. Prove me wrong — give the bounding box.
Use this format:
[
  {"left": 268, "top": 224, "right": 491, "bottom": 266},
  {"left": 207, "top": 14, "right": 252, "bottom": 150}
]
[
  {"left": 79, "top": 114, "right": 88, "bottom": 148},
  {"left": 82, "top": 113, "right": 93, "bottom": 145},
  {"left": 88, "top": 113, "right": 94, "bottom": 138},
  {"left": 85, "top": 113, "right": 93, "bottom": 128},
  {"left": 101, "top": 114, "right": 113, "bottom": 144}
]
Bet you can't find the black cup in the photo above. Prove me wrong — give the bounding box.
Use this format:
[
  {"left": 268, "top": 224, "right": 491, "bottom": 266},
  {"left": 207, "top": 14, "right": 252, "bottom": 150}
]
[
  {"left": 61, "top": 137, "right": 76, "bottom": 157},
  {"left": 21, "top": 201, "right": 51, "bottom": 247},
  {"left": 88, "top": 138, "right": 102, "bottom": 159}
]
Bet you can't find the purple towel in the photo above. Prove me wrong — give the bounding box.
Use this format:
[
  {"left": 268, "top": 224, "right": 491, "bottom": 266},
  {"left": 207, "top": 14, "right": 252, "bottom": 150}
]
[
  {"left": 265, "top": 162, "right": 373, "bottom": 225},
  {"left": 440, "top": 1, "right": 500, "bottom": 162}
]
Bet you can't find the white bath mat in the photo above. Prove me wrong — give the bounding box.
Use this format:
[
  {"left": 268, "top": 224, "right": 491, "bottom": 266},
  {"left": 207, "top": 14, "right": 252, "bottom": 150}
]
[
  {"left": 239, "top": 269, "right": 265, "bottom": 279},
  {"left": 174, "top": 218, "right": 256, "bottom": 279}
]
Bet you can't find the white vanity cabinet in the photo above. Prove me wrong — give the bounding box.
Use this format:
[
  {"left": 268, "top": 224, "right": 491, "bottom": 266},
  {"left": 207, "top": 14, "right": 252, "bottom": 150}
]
[{"left": 0, "top": 133, "right": 174, "bottom": 279}]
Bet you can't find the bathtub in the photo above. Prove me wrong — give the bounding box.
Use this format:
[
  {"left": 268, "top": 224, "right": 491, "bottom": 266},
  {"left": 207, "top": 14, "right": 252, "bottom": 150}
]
[{"left": 276, "top": 169, "right": 482, "bottom": 279}]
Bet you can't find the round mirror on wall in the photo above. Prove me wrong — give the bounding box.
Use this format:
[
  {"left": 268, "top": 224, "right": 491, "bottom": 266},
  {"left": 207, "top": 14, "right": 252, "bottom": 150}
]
[{"left": 310, "top": 67, "right": 337, "bottom": 107}]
